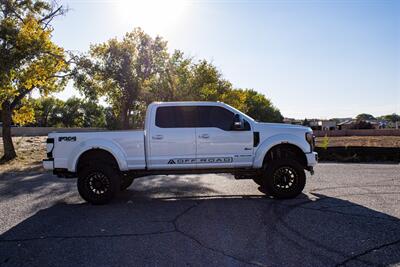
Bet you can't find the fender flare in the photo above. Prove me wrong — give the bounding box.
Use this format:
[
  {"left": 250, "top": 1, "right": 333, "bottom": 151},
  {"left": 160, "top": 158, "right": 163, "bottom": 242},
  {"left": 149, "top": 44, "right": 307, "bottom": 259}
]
[
  {"left": 253, "top": 134, "right": 309, "bottom": 168},
  {"left": 68, "top": 139, "right": 128, "bottom": 172}
]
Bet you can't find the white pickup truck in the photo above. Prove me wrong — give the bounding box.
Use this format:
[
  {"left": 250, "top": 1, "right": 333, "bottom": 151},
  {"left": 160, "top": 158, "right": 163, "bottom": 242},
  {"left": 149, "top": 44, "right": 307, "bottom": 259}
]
[{"left": 43, "top": 101, "right": 318, "bottom": 204}]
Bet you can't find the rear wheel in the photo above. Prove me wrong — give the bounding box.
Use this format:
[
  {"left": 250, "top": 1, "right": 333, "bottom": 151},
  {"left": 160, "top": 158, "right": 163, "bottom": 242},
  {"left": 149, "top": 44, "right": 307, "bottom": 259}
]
[
  {"left": 261, "top": 159, "right": 305, "bottom": 199},
  {"left": 77, "top": 163, "right": 120, "bottom": 205}
]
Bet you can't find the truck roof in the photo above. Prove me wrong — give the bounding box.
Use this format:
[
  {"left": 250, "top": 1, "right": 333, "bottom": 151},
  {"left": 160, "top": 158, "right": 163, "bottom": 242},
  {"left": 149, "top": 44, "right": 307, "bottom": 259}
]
[{"left": 150, "top": 101, "right": 226, "bottom": 106}]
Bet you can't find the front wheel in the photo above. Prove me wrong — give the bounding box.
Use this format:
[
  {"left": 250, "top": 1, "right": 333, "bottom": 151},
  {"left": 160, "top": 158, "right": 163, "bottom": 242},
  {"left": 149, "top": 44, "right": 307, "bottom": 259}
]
[
  {"left": 261, "top": 159, "right": 306, "bottom": 199},
  {"left": 77, "top": 163, "right": 121, "bottom": 205}
]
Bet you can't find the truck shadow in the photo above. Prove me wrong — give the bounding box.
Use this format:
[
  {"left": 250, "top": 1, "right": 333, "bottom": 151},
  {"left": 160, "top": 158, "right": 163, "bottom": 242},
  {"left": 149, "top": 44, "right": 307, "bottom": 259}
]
[{"left": 1, "top": 192, "right": 399, "bottom": 266}]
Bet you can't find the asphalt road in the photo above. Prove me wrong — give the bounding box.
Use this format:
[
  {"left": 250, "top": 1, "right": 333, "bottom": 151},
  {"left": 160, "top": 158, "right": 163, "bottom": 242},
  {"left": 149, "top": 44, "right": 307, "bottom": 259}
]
[{"left": 0, "top": 163, "right": 399, "bottom": 267}]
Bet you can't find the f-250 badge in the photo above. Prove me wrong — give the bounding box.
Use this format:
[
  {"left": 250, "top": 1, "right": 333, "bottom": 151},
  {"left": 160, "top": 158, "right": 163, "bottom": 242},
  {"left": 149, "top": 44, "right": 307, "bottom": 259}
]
[{"left": 58, "top": 136, "right": 77, "bottom": 142}]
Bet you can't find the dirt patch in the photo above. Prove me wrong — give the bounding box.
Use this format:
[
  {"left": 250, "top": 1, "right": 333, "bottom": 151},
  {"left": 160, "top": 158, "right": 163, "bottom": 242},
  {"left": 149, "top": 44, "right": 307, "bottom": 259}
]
[
  {"left": 0, "top": 136, "right": 46, "bottom": 174},
  {"left": 316, "top": 136, "right": 400, "bottom": 148}
]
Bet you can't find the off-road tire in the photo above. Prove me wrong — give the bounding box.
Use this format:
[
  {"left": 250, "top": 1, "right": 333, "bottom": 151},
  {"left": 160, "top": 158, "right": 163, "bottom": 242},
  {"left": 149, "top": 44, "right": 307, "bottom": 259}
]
[
  {"left": 261, "top": 159, "right": 306, "bottom": 199},
  {"left": 77, "top": 163, "right": 121, "bottom": 205}
]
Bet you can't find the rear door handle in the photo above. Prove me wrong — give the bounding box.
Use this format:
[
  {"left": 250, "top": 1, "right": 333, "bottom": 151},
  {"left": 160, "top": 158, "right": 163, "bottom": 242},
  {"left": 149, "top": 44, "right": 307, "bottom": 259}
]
[
  {"left": 152, "top": 135, "right": 164, "bottom": 140},
  {"left": 199, "top": 134, "right": 209, "bottom": 139}
]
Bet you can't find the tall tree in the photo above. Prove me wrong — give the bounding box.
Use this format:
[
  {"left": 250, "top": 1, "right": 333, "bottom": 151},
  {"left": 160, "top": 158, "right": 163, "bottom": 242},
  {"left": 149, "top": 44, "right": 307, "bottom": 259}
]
[
  {"left": 74, "top": 28, "right": 168, "bottom": 129},
  {"left": 33, "top": 96, "right": 60, "bottom": 127},
  {"left": 144, "top": 50, "right": 192, "bottom": 102},
  {"left": 356, "top": 113, "right": 375, "bottom": 121},
  {"left": 80, "top": 100, "right": 106, "bottom": 128},
  {"left": 0, "top": 0, "right": 68, "bottom": 161},
  {"left": 146, "top": 51, "right": 232, "bottom": 103},
  {"left": 60, "top": 97, "right": 83, "bottom": 127},
  {"left": 240, "top": 89, "right": 283, "bottom": 122},
  {"left": 379, "top": 113, "right": 400, "bottom": 123}
]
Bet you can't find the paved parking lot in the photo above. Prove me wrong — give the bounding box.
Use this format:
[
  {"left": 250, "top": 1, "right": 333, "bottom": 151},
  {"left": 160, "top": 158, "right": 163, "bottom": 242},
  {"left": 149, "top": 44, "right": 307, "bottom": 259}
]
[{"left": 0, "top": 163, "right": 399, "bottom": 266}]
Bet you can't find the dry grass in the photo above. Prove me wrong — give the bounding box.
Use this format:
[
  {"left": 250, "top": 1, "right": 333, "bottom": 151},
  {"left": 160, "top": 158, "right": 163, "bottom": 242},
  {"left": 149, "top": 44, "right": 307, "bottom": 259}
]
[
  {"left": 0, "top": 136, "right": 46, "bottom": 174},
  {"left": 316, "top": 136, "right": 400, "bottom": 148}
]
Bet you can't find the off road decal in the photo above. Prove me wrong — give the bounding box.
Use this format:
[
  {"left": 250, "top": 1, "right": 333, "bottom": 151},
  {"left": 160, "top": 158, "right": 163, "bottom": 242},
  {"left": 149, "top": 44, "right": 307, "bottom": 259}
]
[
  {"left": 168, "top": 157, "right": 233, "bottom": 164},
  {"left": 58, "top": 136, "right": 77, "bottom": 142}
]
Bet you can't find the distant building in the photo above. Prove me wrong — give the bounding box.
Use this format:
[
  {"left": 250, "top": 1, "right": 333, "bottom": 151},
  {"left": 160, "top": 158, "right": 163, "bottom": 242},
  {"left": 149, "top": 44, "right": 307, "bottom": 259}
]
[
  {"left": 309, "top": 119, "right": 337, "bottom": 131},
  {"left": 283, "top": 118, "right": 302, "bottom": 125},
  {"left": 337, "top": 120, "right": 354, "bottom": 130}
]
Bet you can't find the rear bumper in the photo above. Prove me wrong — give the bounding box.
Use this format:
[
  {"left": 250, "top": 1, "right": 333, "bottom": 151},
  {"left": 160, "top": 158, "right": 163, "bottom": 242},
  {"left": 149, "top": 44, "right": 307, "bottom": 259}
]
[
  {"left": 43, "top": 159, "right": 54, "bottom": 170},
  {"left": 306, "top": 152, "right": 318, "bottom": 167},
  {"left": 43, "top": 159, "right": 76, "bottom": 178}
]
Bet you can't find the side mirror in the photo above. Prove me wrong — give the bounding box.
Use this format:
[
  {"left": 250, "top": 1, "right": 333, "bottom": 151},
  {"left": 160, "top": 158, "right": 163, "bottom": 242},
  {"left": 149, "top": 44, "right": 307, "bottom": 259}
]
[{"left": 232, "top": 114, "right": 244, "bottom": 130}]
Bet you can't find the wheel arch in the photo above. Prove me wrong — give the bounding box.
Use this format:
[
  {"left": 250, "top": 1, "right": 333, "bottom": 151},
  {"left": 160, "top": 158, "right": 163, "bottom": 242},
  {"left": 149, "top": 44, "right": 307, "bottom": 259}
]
[
  {"left": 262, "top": 143, "right": 307, "bottom": 168},
  {"left": 68, "top": 139, "right": 127, "bottom": 172},
  {"left": 253, "top": 134, "right": 309, "bottom": 168}
]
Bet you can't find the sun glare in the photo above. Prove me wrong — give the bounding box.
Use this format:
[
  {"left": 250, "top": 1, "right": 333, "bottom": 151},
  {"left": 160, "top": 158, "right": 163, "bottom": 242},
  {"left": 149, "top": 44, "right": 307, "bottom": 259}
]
[{"left": 114, "top": 0, "right": 188, "bottom": 35}]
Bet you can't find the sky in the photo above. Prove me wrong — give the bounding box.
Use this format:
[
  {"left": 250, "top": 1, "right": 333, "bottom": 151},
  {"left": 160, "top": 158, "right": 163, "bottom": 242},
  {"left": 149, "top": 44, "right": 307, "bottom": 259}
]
[{"left": 51, "top": 0, "right": 400, "bottom": 119}]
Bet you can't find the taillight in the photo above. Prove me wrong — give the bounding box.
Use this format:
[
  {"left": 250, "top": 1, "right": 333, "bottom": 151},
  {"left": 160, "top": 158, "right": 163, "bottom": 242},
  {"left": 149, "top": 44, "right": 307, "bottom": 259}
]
[{"left": 46, "top": 138, "right": 54, "bottom": 158}]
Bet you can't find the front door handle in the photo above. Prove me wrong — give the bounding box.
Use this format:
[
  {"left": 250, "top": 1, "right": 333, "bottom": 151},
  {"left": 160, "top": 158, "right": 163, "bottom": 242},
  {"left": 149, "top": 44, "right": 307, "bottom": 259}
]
[
  {"left": 152, "top": 135, "right": 164, "bottom": 140},
  {"left": 199, "top": 134, "right": 209, "bottom": 139}
]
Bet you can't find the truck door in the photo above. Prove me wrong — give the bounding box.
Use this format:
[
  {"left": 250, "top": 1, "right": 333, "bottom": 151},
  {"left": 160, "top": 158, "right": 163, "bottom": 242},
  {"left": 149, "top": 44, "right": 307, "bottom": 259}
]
[
  {"left": 196, "top": 106, "right": 254, "bottom": 169},
  {"left": 148, "top": 106, "right": 197, "bottom": 169}
]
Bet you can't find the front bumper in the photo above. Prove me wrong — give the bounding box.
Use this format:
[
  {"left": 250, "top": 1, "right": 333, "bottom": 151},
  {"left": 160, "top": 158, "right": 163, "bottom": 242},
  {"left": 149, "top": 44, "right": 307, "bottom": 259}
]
[
  {"left": 306, "top": 152, "right": 318, "bottom": 167},
  {"left": 43, "top": 159, "right": 54, "bottom": 170}
]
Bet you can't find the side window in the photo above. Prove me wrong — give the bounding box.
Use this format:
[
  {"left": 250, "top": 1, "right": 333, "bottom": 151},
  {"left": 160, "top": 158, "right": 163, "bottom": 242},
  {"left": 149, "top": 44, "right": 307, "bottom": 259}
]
[
  {"left": 155, "top": 106, "right": 197, "bottom": 128},
  {"left": 197, "top": 106, "right": 234, "bottom": 131},
  {"left": 155, "top": 107, "right": 175, "bottom": 128}
]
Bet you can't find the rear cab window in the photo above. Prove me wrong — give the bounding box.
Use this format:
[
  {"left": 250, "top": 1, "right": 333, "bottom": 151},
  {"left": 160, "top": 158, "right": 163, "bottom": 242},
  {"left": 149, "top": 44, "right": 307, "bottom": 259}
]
[{"left": 155, "top": 106, "right": 197, "bottom": 128}]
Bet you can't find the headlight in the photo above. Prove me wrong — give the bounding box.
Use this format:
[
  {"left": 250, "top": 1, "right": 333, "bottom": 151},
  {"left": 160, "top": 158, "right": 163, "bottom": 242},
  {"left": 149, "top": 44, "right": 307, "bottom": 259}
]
[{"left": 305, "top": 132, "right": 315, "bottom": 151}]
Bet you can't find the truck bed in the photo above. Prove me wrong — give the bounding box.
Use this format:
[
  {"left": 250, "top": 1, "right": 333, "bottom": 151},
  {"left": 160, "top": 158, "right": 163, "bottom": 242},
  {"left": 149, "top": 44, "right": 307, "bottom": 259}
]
[{"left": 48, "top": 130, "right": 145, "bottom": 172}]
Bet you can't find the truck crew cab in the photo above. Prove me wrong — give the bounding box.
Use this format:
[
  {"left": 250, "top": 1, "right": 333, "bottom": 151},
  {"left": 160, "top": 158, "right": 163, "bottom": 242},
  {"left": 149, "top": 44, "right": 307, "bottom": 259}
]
[{"left": 43, "top": 102, "right": 318, "bottom": 204}]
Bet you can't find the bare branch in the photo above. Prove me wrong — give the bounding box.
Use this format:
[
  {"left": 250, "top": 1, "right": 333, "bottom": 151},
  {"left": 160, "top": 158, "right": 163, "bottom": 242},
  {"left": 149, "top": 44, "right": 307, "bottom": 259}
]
[{"left": 39, "top": 5, "right": 64, "bottom": 23}]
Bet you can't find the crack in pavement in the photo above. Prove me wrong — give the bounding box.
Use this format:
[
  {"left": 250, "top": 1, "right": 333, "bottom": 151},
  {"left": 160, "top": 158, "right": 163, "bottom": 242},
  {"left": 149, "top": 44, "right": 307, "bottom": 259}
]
[
  {"left": 170, "top": 202, "right": 263, "bottom": 266},
  {"left": 0, "top": 230, "right": 176, "bottom": 243},
  {"left": 271, "top": 199, "right": 399, "bottom": 223},
  {"left": 250, "top": 196, "right": 400, "bottom": 266},
  {"left": 0, "top": 201, "right": 262, "bottom": 266},
  {"left": 310, "top": 183, "right": 400, "bottom": 192},
  {"left": 335, "top": 238, "right": 400, "bottom": 266}
]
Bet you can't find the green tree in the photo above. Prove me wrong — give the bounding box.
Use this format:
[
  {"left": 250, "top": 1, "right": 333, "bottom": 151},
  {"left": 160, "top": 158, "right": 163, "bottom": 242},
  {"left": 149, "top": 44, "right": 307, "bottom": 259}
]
[
  {"left": 379, "top": 113, "right": 400, "bottom": 123},
  {"left": 61, "top": 97, "right": 83, "bottom": 127},
  {"left": 76, "top": 28, "right": 284, "bottom": 128},
  {"left": 240, "top": 89, "right": 283, "bottom": 122},
  {"left": 33, "top": 96, "right": 60, "bottom": 126},
  {"left": 356, "top": 113, "right": 375, "bottom": 121},
  {"left": 144, "top": 50, "right": 192, "bottom": 102},
  {"left": 0, "top": 0, "right": 68, "bottom": 161},
  {"left": 74, "top": 28, "right": 168, "bottom": 129},
  {"left": 47, "top": 97, "right": 64, "bottom": 127},
  {"left": 189, "top": 60, "right": 232, "bottom": 101},
  {"left": 80, "top": 100, "right": 106, "bottom": 128},
  {"left": 145, "top": 51, "right": 232, "bottom": 103},
  {"left": 104, "top": 107, "right": 119, "bottom": 130}
]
